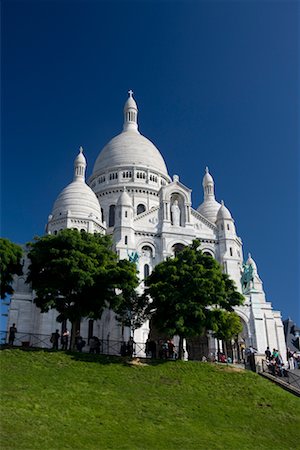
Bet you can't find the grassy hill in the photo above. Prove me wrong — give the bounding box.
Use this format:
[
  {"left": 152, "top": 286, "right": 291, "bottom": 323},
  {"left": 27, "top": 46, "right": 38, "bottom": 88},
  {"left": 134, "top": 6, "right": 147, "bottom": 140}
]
[{"left": 1, "top": 349, "right": 299, "bottom": 450}]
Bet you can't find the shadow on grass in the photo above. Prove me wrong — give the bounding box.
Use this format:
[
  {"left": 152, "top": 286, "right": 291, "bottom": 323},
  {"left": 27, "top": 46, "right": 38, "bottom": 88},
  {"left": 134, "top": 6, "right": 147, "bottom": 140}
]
[
  {"left": 0, "top": 345, "right": 170, "bottom": 367},
  {"left": 69, "top": 351, "right": 169, "bottom": 367}
]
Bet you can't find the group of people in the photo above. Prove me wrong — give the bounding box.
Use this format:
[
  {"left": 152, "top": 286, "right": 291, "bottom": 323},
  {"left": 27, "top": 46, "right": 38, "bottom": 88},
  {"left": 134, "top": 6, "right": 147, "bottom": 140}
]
[
  {"left": 50, "top": 329, "right": 87, "bottom": 352},
  {"left": 120, "top": 337, "right": 135, "bottom": 357},
  {"left": 265, "top": 347, "right": 290, "bottom": 377},
  {"left": 50, "top": 329, "right": 70, "bottom": 350},
  {"left": 144, "top": 339, "right": 177, "bottom": 359}
]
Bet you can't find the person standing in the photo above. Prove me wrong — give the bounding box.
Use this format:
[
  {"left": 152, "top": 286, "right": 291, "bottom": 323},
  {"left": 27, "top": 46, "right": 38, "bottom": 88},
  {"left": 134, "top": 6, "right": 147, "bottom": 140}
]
[
  {"left": 265, "top": 346, "right": 271, "bottom": 361},
  {"left": 50, "top": 329, "right": 60, "bottom": 350},
  {"left": 8, "top": 323, "right": 17, "bottom": 346},
  {"left": 61, "top": 329, "right": 70, "bottom": 350}
]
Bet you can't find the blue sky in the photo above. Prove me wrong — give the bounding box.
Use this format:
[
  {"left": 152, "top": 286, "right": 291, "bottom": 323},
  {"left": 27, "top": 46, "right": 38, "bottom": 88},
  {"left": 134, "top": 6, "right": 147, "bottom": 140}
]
[{"left": 1, "top": 0, "right": 299, "bottom": 326}]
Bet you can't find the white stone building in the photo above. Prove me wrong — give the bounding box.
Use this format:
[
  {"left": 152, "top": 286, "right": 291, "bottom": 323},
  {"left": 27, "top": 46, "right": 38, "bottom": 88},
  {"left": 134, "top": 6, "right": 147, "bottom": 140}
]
[{"left": 7, "top": 91, "right": 286, "bottom": 361}]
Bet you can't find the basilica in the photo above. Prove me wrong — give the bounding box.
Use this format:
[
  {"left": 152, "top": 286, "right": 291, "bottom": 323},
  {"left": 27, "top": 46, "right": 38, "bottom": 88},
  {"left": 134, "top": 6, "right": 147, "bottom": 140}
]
[{"left": 8, "top": 91, "right": 286, "bottom": 361}]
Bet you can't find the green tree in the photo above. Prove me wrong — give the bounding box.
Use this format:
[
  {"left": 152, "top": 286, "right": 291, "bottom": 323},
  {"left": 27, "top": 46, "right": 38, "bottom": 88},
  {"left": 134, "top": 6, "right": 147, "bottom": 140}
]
[
  {"left": 207, "top": 309, "right": 243, "bottom": 357},
  {"left": 26, "top": 229, "right": 139, "bottom": 349},
  {"left": 145, "top": 240, "right": 244, "bottom": 359},
  {"left": 114, "top": 289, "right": 149, "bottom": 339},
  {"left": 0, "top": 238, "right": 23, "bottom": 299}
]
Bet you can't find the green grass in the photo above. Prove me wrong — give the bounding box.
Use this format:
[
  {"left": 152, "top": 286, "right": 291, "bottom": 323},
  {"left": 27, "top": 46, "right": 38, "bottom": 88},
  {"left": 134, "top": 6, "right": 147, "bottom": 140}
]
[{"left": 1, "top": 350, "right": 299, "bottom": 450}]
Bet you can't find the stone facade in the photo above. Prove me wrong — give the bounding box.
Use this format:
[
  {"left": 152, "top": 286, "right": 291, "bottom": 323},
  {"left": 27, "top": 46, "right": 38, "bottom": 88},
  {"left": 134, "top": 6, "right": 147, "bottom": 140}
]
[{"left": 7, "top": 92, "right": 286, "bottom": 361}]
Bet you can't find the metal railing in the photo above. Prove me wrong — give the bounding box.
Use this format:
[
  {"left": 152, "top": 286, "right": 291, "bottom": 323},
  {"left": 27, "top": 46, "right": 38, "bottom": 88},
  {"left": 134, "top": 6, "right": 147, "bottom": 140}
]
[
  {"left": 0, "top": 330, "right": 145, "bottom": 356},
  {"left": 262, "top": 359, "right": 300, "bottom": 391},
  {"left": 0, "top": 330, "right": 180, "bottom": 360}
]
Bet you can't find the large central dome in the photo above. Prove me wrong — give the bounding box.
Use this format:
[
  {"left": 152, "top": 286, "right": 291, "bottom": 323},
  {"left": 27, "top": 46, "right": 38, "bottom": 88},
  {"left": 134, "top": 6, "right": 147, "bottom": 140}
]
[
  {"left": 93, "top": 130, "right": 168, "bottom": 176},
  {"left": 92, "top": 91, "right": 169, "bottom": 178}
]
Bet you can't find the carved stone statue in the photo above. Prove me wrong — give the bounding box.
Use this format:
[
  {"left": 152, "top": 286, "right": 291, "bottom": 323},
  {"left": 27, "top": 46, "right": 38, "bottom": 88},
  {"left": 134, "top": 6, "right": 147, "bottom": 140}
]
[{"left": 171, "top": 200, "right": 181, "bottom": 226}]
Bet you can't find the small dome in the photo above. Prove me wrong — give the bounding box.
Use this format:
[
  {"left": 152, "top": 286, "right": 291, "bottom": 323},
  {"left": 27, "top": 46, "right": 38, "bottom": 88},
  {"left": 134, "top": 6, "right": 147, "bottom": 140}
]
[
  {"left": 124, "top": 90, "right": 137, "bottom": 110},
  {"left": 51, "top": 181, "right": 102, "bottom": 220},
  {"left": 217, "top": 201, "right": 232, "bottom": 220},
  {"left": 74, "top": 146, "right": 86, "bottom": 165},
  {"left": 117, "top": 188, "right": 132, "bottom": 206},
  {"left": 93, "top": 131, "right": 169, "bottom": 176},
  {"left": 197, "top": 199, "right": 221, "bottom": 223},
  {"left": 203, "top": 167, "right": 214, "bottom": 186}
]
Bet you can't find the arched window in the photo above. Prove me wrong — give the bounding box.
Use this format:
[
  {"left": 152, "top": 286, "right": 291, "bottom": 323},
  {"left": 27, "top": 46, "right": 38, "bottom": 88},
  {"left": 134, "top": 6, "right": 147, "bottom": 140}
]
[
  {"left": 142, "top": 245, "right": 153, "bottom": 258},
  {"left": 203, "top": 251, "right": 213, "bottom": 257},
  {"left": 137, "top": 204, "right": 146, "bottom": 215},
  {"left": 144, "top": 264, "right": 150, "bottom": 279},
  {"left": 109, "top": 205, "right": 116, "bottom": 227},
  {"left": 172, "top": 243, "right": 185, "bottom": 256}
]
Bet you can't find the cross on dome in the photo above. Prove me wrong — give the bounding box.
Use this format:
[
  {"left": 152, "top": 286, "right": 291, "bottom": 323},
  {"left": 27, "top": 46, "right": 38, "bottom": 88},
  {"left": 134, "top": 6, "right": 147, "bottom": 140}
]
[{"left": 123, "top": 90, "right": 138, "bottom": 132}]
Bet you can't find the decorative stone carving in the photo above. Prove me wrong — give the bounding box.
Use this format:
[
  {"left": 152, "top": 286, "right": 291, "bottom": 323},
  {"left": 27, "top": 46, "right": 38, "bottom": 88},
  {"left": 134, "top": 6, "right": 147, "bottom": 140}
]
[{"left": 171, "top": 200, "right": 181, "bottom": 226}]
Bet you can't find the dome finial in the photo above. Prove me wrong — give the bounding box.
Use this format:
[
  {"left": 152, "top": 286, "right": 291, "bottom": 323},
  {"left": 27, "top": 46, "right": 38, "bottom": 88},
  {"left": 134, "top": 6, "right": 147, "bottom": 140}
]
[
  {"left": 123, "top": 90, "right": 139, "bottom": 133},
  {"left": 202, "top": 166, "right": 215, "bottom": 200},
  {"left": 74, "top": 147, "right": 86, "bottom": 181}
]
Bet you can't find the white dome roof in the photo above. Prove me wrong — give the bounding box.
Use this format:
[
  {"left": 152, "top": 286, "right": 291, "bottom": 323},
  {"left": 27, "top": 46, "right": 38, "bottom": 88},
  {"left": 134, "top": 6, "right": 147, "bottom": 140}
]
[
  {"left": 74, "top": 146, "right": 86, "bottom": 165},
  {"left": 124, "top": 95, "right": 137, "bottom": 110},
  {"left": 217, "top": 201, "right": 232, "bottom": 220},
  {"left": 117, "top": 188, "right": 132, "bottom": 206},
  {"left": 197, "top": 199, "right": 221, "bottom": 223},
  {"left": 93, "top": 130, "right": 169, "bottom": 176},
  {"left": 52, "top": 181, "right": 102, "bottom": 220},
  {"left": 203, "top": 167, "right": 214, "bottom": 186}
]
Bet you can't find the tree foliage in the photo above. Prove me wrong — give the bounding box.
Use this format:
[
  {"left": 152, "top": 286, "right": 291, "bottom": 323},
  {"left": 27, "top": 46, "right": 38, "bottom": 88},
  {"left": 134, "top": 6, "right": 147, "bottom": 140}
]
[
  {"left": 26, "top": 230, "right": 139, "bottom": 346},
  {"left": 0, "top": 238, "right": 23, "bottom": 299},
  {"left": 207, "top": 309, "right": 243, "bottom": 341},
  {"left": 145, "top": 240, "right": 244, "bottom": 357},
  {"left": 114, "top": 289, "right": 149, "bottom": 336}
]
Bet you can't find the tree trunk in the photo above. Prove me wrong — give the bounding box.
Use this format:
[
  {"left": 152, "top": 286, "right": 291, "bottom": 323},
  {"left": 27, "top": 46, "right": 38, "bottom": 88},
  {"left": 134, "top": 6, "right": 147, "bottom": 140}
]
[
  {"left": 178, "top": 335, "right": 184, "bottom": 360},
  {"left": 217, "top": 339, "right": 220, "bottom": 361},
  {"left": 70, "top": 319, "right": 80, "bottom": 351},
  {"left": 223, "top": 340, "right": 228, "bottom": 359}
]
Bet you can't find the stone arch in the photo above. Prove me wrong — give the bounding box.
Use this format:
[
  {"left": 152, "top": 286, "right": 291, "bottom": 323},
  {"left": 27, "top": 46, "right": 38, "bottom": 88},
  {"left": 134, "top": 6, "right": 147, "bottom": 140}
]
[
  {"left": 172, "top": 243, "right": 186, "bottom": 256},
  {"left": 229, "top": 309, "right": 252, "bottom": 361},
  {"left": 137, "top": 203, "right": 146, "bottom": 215},
  {"left": 166, "top": 239, "right": 190, "bottom": 255},
  {"left": 163, "top": 188, "right": 190, "bottom": 203},
  {"left": 202, "top": 249, "right": 215, "bottom": 257},
  {"left": 138, "top": 242, "right": 156, "bottom": 258}
]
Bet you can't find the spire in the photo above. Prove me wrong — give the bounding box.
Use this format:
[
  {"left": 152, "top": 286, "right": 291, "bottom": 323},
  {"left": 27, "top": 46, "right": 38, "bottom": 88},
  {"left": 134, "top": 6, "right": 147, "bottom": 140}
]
[
  {"left": 73, "top": 146, "right": 86, "bottom": 181},
  {"left": 202, "top": 167, "right": 215, "bottom": 200},
  {"left": 123, "top": 90, "right": 139, "bottom": 133}
]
